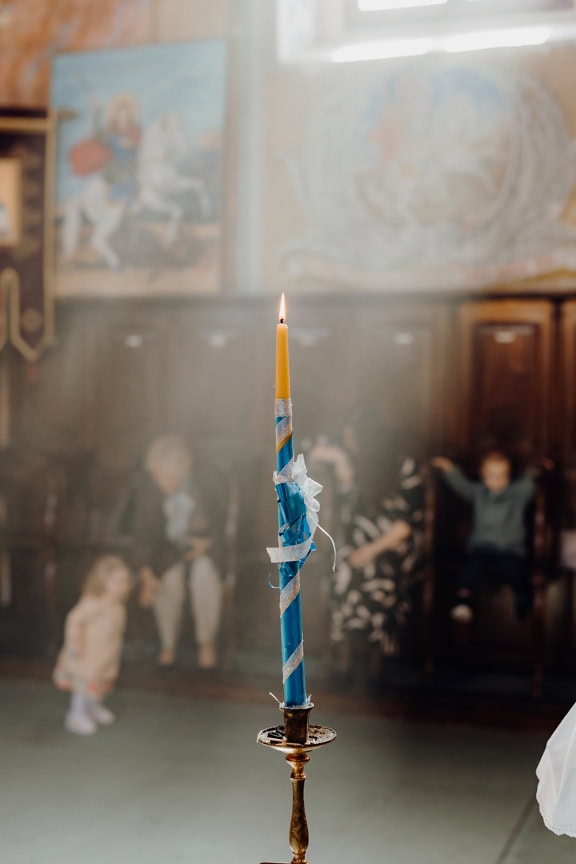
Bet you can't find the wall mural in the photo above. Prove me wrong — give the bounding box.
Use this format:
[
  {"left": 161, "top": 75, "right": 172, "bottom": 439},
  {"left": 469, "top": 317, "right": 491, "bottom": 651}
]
[
  {"left": 51, "top": 41, "right": 227, "bottom": 296},
  {"left": 279, "top": 64, "right": 576, "bottom": 290},
  {"left": 0, "top": 0, "right": 152, "bottom": 107}
]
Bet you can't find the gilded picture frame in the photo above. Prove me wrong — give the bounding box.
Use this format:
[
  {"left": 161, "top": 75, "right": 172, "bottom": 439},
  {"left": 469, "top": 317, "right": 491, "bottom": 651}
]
[
  {"left": 0, "top": 112, "right": 54, "bottom": 361},
  {"left": 51, "top": 41, "right": 228, "bottom": 297},
  {"left": 0, "top": 157, "right": 22, "bottom": 248}
]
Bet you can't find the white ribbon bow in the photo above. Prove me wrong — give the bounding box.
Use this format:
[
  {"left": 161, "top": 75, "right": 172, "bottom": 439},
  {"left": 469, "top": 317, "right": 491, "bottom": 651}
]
[{"left": 267, "top": 453, "right": 336, "bottom": 569}]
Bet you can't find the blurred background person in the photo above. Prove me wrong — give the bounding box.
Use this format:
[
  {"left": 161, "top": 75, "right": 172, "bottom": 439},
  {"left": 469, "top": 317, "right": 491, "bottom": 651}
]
[
  {"left": 124, "top": 434, "right": 225, "bottom": 670},
  {"left": 53, "top": 554, "right": 132, "bottom": 735},
  {"left": 309, "top": 407, "right": 424, "bottom": 685}
]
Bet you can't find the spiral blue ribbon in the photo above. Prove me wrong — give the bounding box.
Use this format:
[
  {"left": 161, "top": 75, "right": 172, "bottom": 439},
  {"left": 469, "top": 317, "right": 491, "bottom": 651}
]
[{"left": 271, "top": 398, "right": 311, "bottom": 708}]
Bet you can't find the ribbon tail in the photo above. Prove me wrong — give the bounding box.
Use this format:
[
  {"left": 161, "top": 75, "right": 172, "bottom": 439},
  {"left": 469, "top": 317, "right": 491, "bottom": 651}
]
[{"left": 316, "top": 522, "right": 337, "bottom": 572}]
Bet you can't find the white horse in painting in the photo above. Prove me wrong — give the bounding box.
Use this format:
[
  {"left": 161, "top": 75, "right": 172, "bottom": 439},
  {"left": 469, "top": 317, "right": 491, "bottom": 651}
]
[{"left": 62, "top": 112, "right": 210, "bottom": 269}]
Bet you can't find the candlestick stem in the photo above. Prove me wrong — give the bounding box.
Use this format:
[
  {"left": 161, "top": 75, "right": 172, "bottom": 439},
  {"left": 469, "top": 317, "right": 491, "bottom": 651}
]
[
  {"left": 258, "top": 705, "right": 336, "bottom": 864},
  {"left": 287, "top": 749, "right": 310, "bottom": 864}
]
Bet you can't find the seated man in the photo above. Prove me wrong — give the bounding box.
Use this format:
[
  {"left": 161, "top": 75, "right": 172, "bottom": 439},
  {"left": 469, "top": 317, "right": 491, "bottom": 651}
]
[{"left": 125, "top": 434, "right": 225, "bottom": 669}]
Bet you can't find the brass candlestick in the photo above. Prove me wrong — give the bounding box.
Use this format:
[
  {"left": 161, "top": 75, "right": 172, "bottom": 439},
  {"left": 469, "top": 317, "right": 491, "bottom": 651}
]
[{"left": 258, "top": 703, "right": 336, "bottom": 864}]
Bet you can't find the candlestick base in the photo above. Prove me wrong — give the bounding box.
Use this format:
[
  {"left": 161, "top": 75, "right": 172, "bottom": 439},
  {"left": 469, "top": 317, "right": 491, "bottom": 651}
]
[{"left": 258, "top": 704, "right": 336, "bottom": 864}]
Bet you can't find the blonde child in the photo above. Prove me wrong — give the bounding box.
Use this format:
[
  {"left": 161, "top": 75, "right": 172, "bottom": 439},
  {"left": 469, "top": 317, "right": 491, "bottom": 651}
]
[{"left": 53, "top": 555, "right": 132, "bottom": 735}]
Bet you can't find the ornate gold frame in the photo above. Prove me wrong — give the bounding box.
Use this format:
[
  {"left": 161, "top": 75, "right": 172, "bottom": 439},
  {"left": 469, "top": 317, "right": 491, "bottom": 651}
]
[{"left": 0, "top": 113, "right": 55, "bottom": 361}]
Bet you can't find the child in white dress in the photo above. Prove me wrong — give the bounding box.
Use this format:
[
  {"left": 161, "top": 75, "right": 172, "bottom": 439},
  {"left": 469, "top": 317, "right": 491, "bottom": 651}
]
[
  {"left": 53, "top": 555, "right": 132, "bottom": 735},
  {"left": 537, "top": 703, "right": 576, "bottom": 836}
]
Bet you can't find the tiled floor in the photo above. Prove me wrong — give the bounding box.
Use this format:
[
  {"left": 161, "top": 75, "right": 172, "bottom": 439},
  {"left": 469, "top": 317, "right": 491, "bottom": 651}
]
[{"left": 1, "top": 678, "right": 575, "bottom": 863}]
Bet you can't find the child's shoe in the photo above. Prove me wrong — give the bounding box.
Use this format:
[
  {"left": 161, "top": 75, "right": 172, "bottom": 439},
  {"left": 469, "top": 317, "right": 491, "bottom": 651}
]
[
  {"left": 65, "top": 711, "right": 97, "bottom": 735},
  {"left": 451, "top": 603, "right": 474, "bottom": 623},
  {"left": 90, "top": 703, "right": 116, "bottom": 725}
]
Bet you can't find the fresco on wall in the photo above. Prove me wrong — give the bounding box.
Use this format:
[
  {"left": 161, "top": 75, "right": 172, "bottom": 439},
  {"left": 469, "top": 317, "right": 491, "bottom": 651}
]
[
  {"left": 0, "top": 0, "right": 152, "bottom": 107},
  {"left": 51, "top": 41, "right": 227, "bottom": 296},
  {"left": 275, "top": 63, "right": 576, "bottom": 291}
]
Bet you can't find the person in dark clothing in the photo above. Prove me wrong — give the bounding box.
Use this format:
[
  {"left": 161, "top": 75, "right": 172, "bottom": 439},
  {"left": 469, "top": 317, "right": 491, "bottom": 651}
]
[
  {"left": 432, "top": 450, "right": 545, "bottom": 623},
  {"left": 309, "top": 409, "right": 424, "bottom": 661},
  {"left": 127, "top": 434, "right": 225, "bottom": 669}
]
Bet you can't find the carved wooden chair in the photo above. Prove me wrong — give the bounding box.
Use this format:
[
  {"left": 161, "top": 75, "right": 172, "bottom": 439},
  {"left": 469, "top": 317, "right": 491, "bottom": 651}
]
[{"left": 425, "top": 460, "right": 555, "bottom": 698}]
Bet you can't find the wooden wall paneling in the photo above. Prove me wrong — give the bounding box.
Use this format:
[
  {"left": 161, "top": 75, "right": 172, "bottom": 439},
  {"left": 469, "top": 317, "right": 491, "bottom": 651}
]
[
  {"left": 3, "top": 306, "right": 97, "bottom": 548},
  {"left": 165, "top": 301, "right": 268, "bottom": 462},
  {"left": 452, "top": 300, "right": 555, "bottom": 668},
  {"left": 561, "top": 300, "right": 576, "bottom": 470},
  {"left": 353, "top": 300, "right": 451, "bottom": 457},
  {"left": 559, "top": 300, "right": 576, "bottom": 654},
  {"left": 457, "top": 300, "right": 553, "bottom": 460},
  {"left": 93, "top": 308, "right": 169, "bottom": 471},
  {"left": 10, "top": 307, "right": 95, "bottom": 458},
  {"left": 287, "top": 298, "right": 357, "bottom": 443},
  {"left": 442, "top": 302, "right": 463, "bottom": 456}
]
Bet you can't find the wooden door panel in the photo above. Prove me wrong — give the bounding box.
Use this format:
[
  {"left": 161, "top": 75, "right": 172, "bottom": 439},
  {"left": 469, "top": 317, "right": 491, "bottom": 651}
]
[
  {"left": 165, "top": 304, "right": 268, "bottom": 464},
  {"left": 458, "top": 301, "right": 552, "bottom": 458},
  {"left": 10, "top": 311, "right": 94, "bottom": 455},
  {"left": 95, "top": 322, "right": 166, "bottom": 469},
  {"left": 562, "top": 300, "right": 576, "bottom": 467},
  {"left": 471, "top": 324, "right": 541, "bottom": 452}
]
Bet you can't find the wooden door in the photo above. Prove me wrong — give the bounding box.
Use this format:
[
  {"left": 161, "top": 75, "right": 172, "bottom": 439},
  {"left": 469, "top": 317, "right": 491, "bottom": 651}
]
[
  {"left": 457, "top": 300, "right": 553, "bottom": 460},
  {"left": 448, "top": 300, "right": 555, "bottom": 667}
]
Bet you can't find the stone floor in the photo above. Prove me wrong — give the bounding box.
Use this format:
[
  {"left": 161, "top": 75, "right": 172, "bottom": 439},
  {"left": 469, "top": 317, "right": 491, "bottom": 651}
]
[{"left": 1, "top": 677, "right": 576, "bottom": 864}]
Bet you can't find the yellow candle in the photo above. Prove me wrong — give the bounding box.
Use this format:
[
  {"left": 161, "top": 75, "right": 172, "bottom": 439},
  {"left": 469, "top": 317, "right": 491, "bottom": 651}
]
[{"left": 275, "top": 294, "right": 291, "bottom": 400}]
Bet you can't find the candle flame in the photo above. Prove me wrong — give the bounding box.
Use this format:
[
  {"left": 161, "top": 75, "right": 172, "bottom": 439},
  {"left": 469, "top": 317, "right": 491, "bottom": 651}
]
[{"left": 279, "top": 293, "right": 286, "bottom": 324}]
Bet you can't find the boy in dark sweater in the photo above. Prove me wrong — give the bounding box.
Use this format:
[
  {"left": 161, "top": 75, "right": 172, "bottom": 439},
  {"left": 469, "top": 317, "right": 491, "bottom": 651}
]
[{"left": 432, "top": 451, "right": 537, "bottom": 623}]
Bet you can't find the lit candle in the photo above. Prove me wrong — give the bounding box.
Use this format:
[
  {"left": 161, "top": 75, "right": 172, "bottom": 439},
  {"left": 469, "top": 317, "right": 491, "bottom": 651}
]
[
  {"left": 274, "top": 294, "right": 308, "bottom": 708},
  {"left": 276, "top": 293, "right": 290, "bottom": 400}
]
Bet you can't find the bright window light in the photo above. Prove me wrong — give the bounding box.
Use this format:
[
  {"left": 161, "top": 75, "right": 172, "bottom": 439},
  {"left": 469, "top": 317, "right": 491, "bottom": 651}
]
[
  {"left": 329, "top": 24, "right": 551, "bottom": 63},
  {"left": 444, "top": 25, "right": 551, "bottom": 52},
  {"left": 331, "top": 37, "right": 436, "bottom": 61},
  {"left": 358, "top": 0, "right": 447, "bottom": 10}
]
